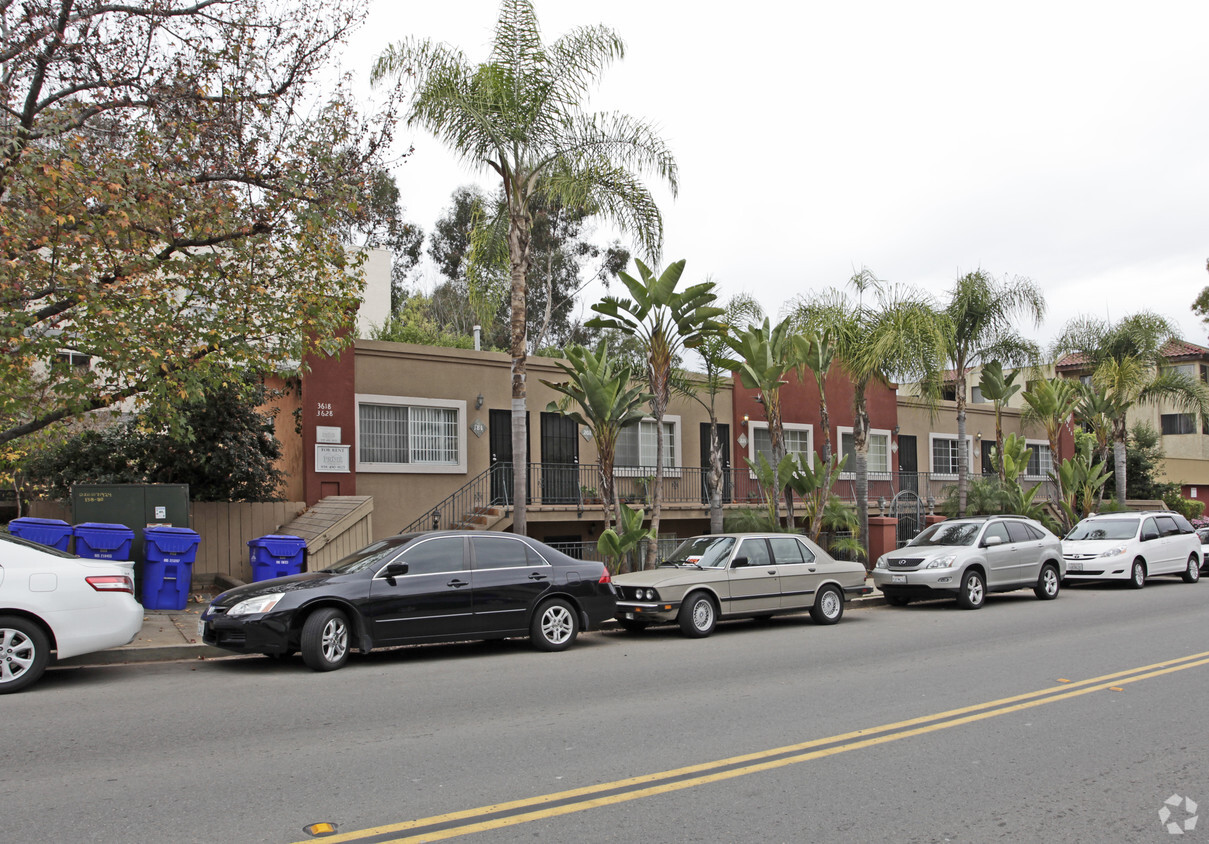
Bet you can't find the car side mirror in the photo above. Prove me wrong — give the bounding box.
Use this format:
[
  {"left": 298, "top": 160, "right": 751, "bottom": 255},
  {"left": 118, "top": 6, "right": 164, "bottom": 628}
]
[
  {"left": 382, "top": 561, "right": 409, "bottom": 583},
  {"left": 731, "top": 556, "right": 749, "bottom": 569},
  {"left": 1141, "top": 531, "right": 1158, "bottom": 542},
  {"left": 983, "top": 536, "right": 1003, "bottom": 547}
]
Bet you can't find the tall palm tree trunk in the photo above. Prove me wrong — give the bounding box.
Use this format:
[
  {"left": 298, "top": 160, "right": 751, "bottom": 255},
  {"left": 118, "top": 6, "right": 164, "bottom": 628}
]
[
  {"left": 1113, "top": 419, "right": 1129, "bottom": 505},
  {"left": 707, "top": 418, "right": 724, "bottom": 534},
  {"left": 508, "top": 205, "right": 533, "bottom": 535},
  {"left": 955, "top": 370, "right": 969, "bottom": 517},
  {"left": 853, "top": 386, "right": 871, "bottom": 564}
]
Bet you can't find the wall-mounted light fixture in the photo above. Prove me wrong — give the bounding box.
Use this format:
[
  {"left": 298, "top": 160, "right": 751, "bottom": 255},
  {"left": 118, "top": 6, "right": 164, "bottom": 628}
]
[
  {"left": 892, "top": 425, "right": 900, "bottom": 436},
  {"left": 975, "top": 431, "right": 982, "bottom": 441},
  {"left": 742, "top": 414, "right": 749, "bottom": 427},
  {"left": 475, "top": 393, "right": 484, "bottom": 410}
]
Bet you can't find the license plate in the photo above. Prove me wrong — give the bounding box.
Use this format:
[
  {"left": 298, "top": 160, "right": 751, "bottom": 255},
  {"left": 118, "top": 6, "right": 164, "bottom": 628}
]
[
  {"left": 1067, "top": 562, "right": 1082, "bottom": 572},
  {"left": 892, "top": 574, "right": 907, "bottom": 584}
]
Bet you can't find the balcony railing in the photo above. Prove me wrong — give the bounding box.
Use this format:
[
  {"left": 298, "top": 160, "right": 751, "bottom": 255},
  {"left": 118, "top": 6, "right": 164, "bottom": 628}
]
[{"left": 402, "top": 463, "right": 1057, "bottom": 534}]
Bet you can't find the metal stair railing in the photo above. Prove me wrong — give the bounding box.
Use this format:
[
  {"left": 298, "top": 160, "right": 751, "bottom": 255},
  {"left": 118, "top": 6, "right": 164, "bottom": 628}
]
[{"left": 401, "top": 462, "right": 513, "bottom": 534}]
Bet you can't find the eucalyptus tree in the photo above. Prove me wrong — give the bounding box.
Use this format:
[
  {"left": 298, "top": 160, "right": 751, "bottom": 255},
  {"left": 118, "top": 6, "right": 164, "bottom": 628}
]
[
  {"left": 789, "top": 269, "right": 947, "bottom": 561},
  {"left": 541, "top": 341, "right": 652, "bottom": 533},
  {"left": 721, "top": 318, "right": 800, "bottom": 529},
  {"left": 587, "top": 260, "right": 724, "bottom": 567},
  {"left": 1021, "top": 376, "right": 1081, "bottom": 502},
  {"left": 976, "top": 361, "right": 1022, "bottom": 482},
  {"left": 1055, "top": 312, "right": 1209, "bottom": 505},
  {"left": 940, "top": 270, "right": 1045, "bottom": 516},
  {"left": 372, "top": 0, "right": 677, "bottom": 534},
  {"left": 681, "top": 293, "right": 764, "bottom": 533}
]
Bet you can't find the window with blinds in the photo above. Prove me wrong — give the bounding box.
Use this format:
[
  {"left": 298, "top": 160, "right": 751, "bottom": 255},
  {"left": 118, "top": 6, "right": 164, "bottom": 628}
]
[
  {"left": 617, "top": 419, "right": 675, "bottom": 467},
  {"left": 360, "top": 403, "right": 458, "bottom": 465}
]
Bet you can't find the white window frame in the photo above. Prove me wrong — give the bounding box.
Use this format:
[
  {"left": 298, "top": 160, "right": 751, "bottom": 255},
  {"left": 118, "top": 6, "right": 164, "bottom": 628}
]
[
  {"left": 1024, "top": 439, "right": 1054, "bottom": 480},
  {"left": 747, "top": 421, "right": 814, "bottom": 478},
  {"left": 615, "top": 414, "right": 682, "bottom": 477},
  {"left": 355, "top": 394, "right": 467, "bottom": 474},
  {"left": 837, "top": 426, "right": 892, "bottom": 477},
  {"left": 928, "top": 433, "right": 973, "bottom": 479}
]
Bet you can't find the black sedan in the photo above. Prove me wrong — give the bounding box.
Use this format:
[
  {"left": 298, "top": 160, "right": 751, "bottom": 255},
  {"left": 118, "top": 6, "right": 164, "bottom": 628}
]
[{"left": 200, "top": 531, "right": 617, "bottom": 671}]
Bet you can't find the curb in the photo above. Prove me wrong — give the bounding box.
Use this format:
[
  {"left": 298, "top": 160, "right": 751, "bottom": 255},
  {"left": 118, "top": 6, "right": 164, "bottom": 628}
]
[{"left": 51, "top": 593, "right": 891, "bottom": 670}]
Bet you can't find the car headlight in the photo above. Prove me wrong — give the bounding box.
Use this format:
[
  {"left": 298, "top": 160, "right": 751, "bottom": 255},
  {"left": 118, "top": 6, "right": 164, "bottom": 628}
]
[
  {"left": 228, "top": 593, "right": 287, "bottom": 616},
  {"left": 632, "top": 588, "right": 658, "bottom": 601},
  {"left": 925, "top": 555, "right": 957, "bottom": 569},
  {"left": 1098, "top": 546, "right": 1128, "bottom": 558},
  {"left": 874, "top": 557, "right": 888, "bottom": 570}
]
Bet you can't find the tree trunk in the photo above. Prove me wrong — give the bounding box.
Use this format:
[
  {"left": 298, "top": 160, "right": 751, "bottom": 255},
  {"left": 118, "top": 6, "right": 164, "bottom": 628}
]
[
  {"left": 853, "top": 387, "right": 870, "bottom": 565},
  {"left": 766, "top": 389, "right": 792, "bottom": 530},
  {"left": 994, "top": 405, "right": 1006, "bottom": 484},
  {"left": 1113, "top": 425, "right": 1128, "bottom": 505},
  {"left": 955, "top": 365, "right": 968, "bottom": 517},
  {"left": 508, "top": 201, "right": 533, "bottom": 535},
  {"left": 707, "top": 417, "right": 724, "bottom": 535}
]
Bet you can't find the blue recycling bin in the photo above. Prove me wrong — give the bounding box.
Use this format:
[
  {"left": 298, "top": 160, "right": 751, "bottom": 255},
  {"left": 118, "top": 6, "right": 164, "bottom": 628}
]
[
  {"left": 248, "top": 534, "right": 307, "bottom": 582},
  {"left": 142, "top": 526, "right": 200, "bottom": 610},
  {"left": 8, "top": 517, "right": 73, "bottom": 551},
  {"left": 73, "top": 522, "right": 135, "bottom": 561}
]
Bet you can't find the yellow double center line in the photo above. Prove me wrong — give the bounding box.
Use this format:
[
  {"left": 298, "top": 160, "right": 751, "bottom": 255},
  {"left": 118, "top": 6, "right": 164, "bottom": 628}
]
[{"left": 298, "top": 650, "right": 1209, "bottom": 844}]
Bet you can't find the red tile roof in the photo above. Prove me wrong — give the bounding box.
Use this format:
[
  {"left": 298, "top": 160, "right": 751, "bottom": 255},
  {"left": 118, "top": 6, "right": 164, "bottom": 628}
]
[{"left": 1057, "top": 339, "right": 1209, "bottom": 371}]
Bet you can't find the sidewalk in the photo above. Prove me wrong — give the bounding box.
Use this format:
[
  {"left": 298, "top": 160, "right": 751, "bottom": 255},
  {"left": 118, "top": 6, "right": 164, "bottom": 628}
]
[
  {"left": 53, "top": 593, "right": 231, "bottom": 669},
  {"left": 52, "top": 591, "right": 889, "bottom": 670}
]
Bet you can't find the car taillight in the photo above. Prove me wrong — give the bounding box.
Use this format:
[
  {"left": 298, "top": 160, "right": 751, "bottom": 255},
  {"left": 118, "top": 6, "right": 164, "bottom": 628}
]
[
  {"left": 87, "top": 575, "right": 134, "bottom": 594},
  {"left": 598, "top": 570, "right": 612, "bottom": 584}
]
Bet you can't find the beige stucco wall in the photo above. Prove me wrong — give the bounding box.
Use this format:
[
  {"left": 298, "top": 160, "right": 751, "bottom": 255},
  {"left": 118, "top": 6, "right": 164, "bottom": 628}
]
[
  {"left": 352, "top": 340, "right": 732, "bottom": 540},
  {"left": 896, "top": 396, "right": 1051, "bottom": 472}
]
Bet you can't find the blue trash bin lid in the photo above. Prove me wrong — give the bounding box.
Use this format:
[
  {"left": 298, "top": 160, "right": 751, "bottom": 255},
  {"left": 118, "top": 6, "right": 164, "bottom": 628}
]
[
  {"left": 10, "top": 517, "right": 71, "bottom": 527},
  {"left": 143, "top": 525, "right": 200, "bottom": 553},
  {"left": 248, "top": 534, "right": 307, "bottom": 552},
  {"left": 74, "top": 522, "right": 135, "bottom": 535}
]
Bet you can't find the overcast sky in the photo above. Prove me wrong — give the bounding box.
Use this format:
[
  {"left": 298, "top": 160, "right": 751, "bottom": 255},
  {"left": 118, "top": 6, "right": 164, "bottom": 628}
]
[{"left": 342, "top": 0, "right": 1209, "bottom": 352}]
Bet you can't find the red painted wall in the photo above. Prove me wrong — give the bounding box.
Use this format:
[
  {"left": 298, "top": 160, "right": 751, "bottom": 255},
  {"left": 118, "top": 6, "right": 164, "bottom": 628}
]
[
  {"left": 731, "top": 365, "right": 900, "bottom": 467},
  {"left": 301, "top": 344, "right": 357, "bottom": 506}
]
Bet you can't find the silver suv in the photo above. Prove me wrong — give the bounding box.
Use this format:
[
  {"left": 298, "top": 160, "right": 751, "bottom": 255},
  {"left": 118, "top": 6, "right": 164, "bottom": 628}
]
[{"left": 873, "top": 515, "right": 1065, "bottom": 609}]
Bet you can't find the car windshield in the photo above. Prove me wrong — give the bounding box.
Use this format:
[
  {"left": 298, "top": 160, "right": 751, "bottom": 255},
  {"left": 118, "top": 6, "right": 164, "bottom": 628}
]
[
  {"left": 324, "top": 536, "right": 413, "bottom": 573},
  {"left": 1065, "top": 520, "right": 1138, "bottom": 541},
  {"left": 908, "top": 522, "right": 981, "bottom": 547},
  {"left": 663, "top": 536, "right": 736, "bottom": 568}
]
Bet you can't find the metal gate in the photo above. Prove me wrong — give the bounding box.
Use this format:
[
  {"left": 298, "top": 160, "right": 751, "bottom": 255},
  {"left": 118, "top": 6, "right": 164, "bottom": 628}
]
[{"left": 889, "top": 490, "right": 924, "bottom": 548}]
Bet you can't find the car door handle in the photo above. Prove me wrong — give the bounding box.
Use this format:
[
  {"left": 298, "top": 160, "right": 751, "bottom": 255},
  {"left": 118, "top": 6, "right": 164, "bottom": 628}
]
[
  {"left": 767, "top": 569, "right": 776, "bottom": 575},
  {"left": 808, "top": 567, "right": 816, "bottom": 572},
  {"left": 447, "top": 579, "right": 469, "bottom": 588},
  {"left": 527, "top": 573, "right": 548, "bottom": 581}
]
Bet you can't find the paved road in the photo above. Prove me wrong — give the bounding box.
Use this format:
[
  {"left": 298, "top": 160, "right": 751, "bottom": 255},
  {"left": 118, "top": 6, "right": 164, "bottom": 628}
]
[{"left": 7, "top": 578, "right": 1207, "bottom": 843}]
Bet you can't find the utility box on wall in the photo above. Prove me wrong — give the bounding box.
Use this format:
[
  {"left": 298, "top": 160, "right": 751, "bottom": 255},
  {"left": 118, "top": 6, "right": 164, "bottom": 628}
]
[{"left": 70, "top": 484, "right": 190, "bottom": 564}]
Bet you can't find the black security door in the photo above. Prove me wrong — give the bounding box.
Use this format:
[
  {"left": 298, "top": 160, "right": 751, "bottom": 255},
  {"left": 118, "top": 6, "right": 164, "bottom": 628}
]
[
  {"left": 540, "top": 412, "right": 579, "bottom": 504},
  {"left": 699, "top": 422, "right": 732, "bottom": 503},
  {"left": 489, "top": 409, "right": 529, "bottom": 505},
  {"left": 898, "top": 434, "right": 918, "bottom": 494},
  {"left": 981, "top": 441, "right": 996, "bottom": 475}
]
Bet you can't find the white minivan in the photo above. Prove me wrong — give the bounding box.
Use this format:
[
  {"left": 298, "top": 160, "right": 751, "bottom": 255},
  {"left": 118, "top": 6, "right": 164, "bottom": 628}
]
[{"left": 1062, "top": 511, "right": 1202, "bottom": 588}]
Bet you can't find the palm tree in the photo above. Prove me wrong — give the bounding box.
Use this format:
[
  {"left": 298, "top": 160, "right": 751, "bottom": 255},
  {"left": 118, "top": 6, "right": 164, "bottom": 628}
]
[
  {"left": 940, "top": 270, "right": 1045, "bottom": 516},
  {"left": 586, "top": 259, "right": 723, "bottom": 567},
  {"left": 682, "top": 293, "right": 763, "bottom": 533},
  {"left": 372, "top": 0, "right": 677, "bottom": 534},
  {"left": 1075, "top": 383, "right": 1117, "bottom": 509},
  {"left": 789, "top": 269, "right": 947, "bottom": 562},
  {"left": 541, "top": 341, "right": 652, "bottom": 532},
  {"left": 1055, "top": 312, "right": 1209, "bottom": 504},
  {"left": 976, "top": 361, "right": 1022, "bottom": 482},
  {"left": 1020, "top": 376, "right": 1081, "bottom": 502},
  {"left": 791, "top": 327, "right": 842, "bottom": 540},
  {"left": 722, "top": 317, "right": 799, "bottom": 529}
]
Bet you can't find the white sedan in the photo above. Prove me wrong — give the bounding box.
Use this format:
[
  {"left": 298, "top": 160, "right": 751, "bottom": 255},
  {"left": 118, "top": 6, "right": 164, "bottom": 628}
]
[{"left": 1, "top": 531, "right": 143, "bottom": 693}]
